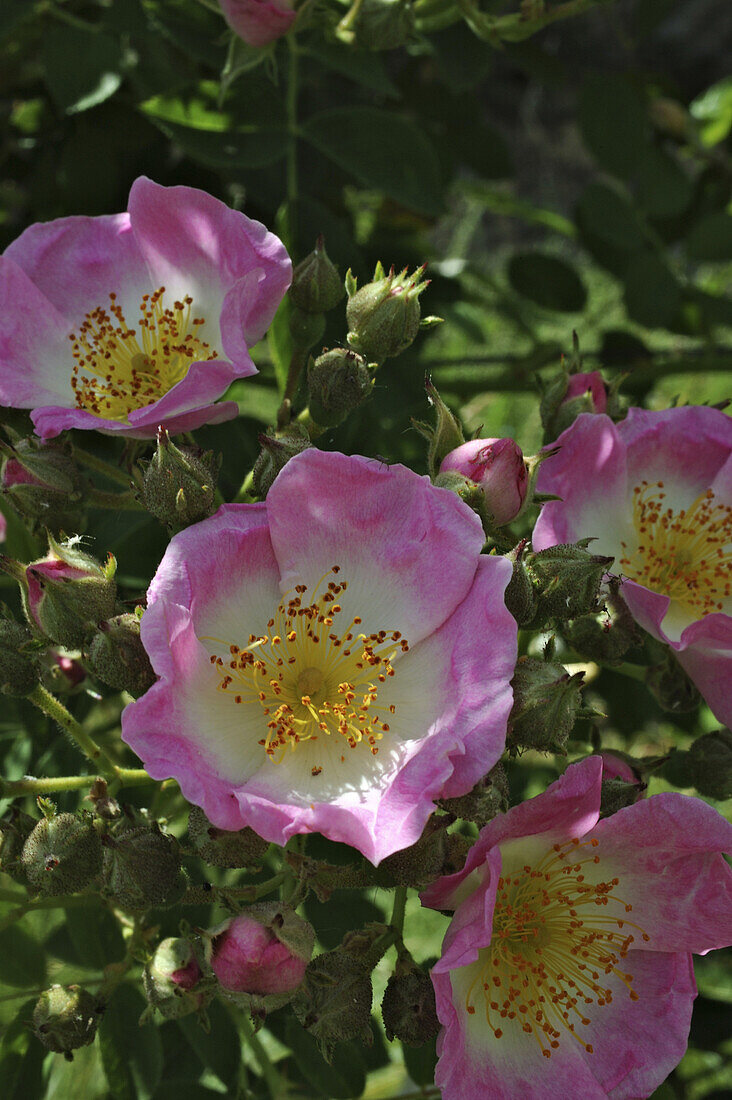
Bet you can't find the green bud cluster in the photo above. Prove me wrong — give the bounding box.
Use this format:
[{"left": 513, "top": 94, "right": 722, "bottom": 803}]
[
  {"left": 21, "top": 812, "right": 102, "bottom": 896},
  {"left": 308, "top": 348, "right": 372, "bottom": 428},
  {"left": 188, "top": 805, "right": 269, "bottom": 867},
  {"left": 252, "top": 424, "right": 312, "bottom": 497},
  {"left": 141, "top": 429, "right": 220, "bottom": 530},
  {"left": 381, "top": 959, "right": 439, "bottom": 1045},
  {"left": 346, "top": 262, "right": 432, "bottom": 364},
  {"left": 86, "top": 611, "right": 155, "bottom": 697},
  {"left": 33, "top": 985, "right": 101, "bottom": 1059},
  {"left": 102, "top": 824, "right": 184, "bottom": 910},
  {"left": 508, "top": 656, "right": 586, "bottom": 754}
]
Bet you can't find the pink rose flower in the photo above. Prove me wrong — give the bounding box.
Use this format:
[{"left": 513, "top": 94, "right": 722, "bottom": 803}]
[
  {"left": 221, "top": 0, "right": 296, "bottom": 48},
  {"left": 439, "top": 438, "right": 528, "bottom": 525},
  {"left": 208, "top": 911, "right": 311, "bottom": 995},
  {"left": 121, "top": 449, "right": 517, "bottom": 863},
  {"left": 533, "top": 407, "right": 732, "bottom": 727},
  {"left": 0, "top": 177, "right": 291, "bottom": 439},
  {"left": 422, "top": 756, "right": 732, "bottom": 1100}
]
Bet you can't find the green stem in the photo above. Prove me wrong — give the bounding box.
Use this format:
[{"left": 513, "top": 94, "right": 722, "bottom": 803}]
[
  {"left": 87, "top": 489, "right": 144, "bottom": 512},
  {"left": 240, "top": 1011, "right": 283, "bottom": 1100},
  {"left": 0, "top": 892, "right": 100, "bottom": 933},
  {"left": 390, "top": 885, "right": 407, "bottom": 937},
  {"left": 28, "top": 685, "right": 118, "bottom": 780},
  {"left": 336, "top": 0, "right": 366, "bottom": 39},
  {"left": 73, "top": 448, "right": 132, "bottom": 488},
  {"left": 1, "top": 774, "right": 99, "bottom": 796},
  {"left": 115, "top": 767, "right": 158, "bottom": 787}
]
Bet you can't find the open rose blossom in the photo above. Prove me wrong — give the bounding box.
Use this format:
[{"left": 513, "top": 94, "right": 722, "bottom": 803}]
[
  {"left": 0, "top": 177, "right": 291, "bottom": 439},
  {"left": 121, "top": 450, "right": 517, "bottom": 863},
  {"left": 422, "top": 756, "right": 732, "bottom": 1100},
  {"left": 533, "top": 407, "right": 732, "bottom": 727},
  {"left": 221, "top": 0, "right": 296, "bottom": 47}
]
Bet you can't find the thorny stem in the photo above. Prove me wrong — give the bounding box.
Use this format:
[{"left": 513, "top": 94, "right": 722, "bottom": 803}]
[{"left": 28, "top": 685, "right": 119, "bottom": 780}]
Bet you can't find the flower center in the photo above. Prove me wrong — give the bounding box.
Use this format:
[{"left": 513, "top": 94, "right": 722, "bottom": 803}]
[
  {"left": 464, "top": 837, "right": 649, "bottom": 1059},
  {"left": 69, "top": 288, "right": 216, "bottom": 422},
  {"left": 619, "top": 481, "right": 732, "bottom": 616},
  {"left": 206, "top": 567, "right": 409, "bottom": 773}
]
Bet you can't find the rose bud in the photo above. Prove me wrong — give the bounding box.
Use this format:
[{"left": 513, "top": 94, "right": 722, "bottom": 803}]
[
  {"left": 439, "top": 438, "right": 528, "bottom": 526},
  {"left": 143, "top": 937, "right": 212, "bottom": 1021},
  {"left": 220, "top": 0, "right": 296, "bottom": 48},
  {"left": 346, "top": 263, "right": 430, "bottom": 364},
  {"left": 206, "top": 903, "right": 314, "bottom": 1012}
]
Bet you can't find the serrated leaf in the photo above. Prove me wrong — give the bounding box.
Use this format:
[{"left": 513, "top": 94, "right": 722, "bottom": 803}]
[
  {"left": 302, "top": 107, "right": 444, "bottom": 216},
  {"left": 99, "top": 985, "right": 163, "bottom": 1100}
]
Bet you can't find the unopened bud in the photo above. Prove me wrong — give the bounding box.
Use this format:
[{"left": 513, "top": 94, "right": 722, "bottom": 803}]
[
  {"left": 503, "top": 541, "right": 537, "bottom": 626},
  {"left": 188, "top": 805, "right": 269, "bottom": 867},
  {"left": 141, "top": 429, "right": 219, "bottom": 530},
  {"left": 293, "top": 946, "right": 373, "bottom": 1057},
  {"left": 206, "top": 903, "right": 314, "bottom": 1012},
  {"left": 252, "top": 424, "right": 312, "bottom": 497},
  {"left": 0, "top": 438, "right": 84, "bottom": 535},
  {"left": 524, "top": 540, "right": 612, "bottom": 626},
  {"left": 382, "top": 960, "right": 439, "bottom": 1045},
  {"left": 687, "top": 730, "right": 732, "bottom": 801},
  {"left": 438, "top": 762, "right": 509, "bottom": 827},
  {"left": 508, "top": 656, "right": 586, "bottom": 754},
  {"left": 0, "top": 615, "right": 40, "bottom": 695},
  {"left": 563, "top": 581, "right": 640, "bottom": 664},
  {"left": 350, "top": 0, "right": 415, "bottom": 49},
  {"left": 346, "top": 263, "right": 429, "bottom": 363},
  {"left": 102, "top": 825, "right": 184, "bottom": 910},
  {"left": 308, "top": 348, "right": 372, "bottom": 428},
  {"left": 379, "top": 817, "right": 447, "bottom": 889},
  {"left": 646, "top": 653, "right": 701, "bottom": 714},
  {"left": 289, "top": 237, "right": 344, "bottom": 314},
  {"left": 10, "top": 535, "right": 117, "bottom": 648},
  {"left": 86, "top": 612, "right": 155, "bottom": 697},
  {"left": 21, "top": 812, "right": 102, "bottom": 896},
  {"left": 45, "top": 651, "right": 87, "bottom": 694},
  {"left": 143, "top": 937, "right": 211, "bottom": 1020},
  {"left": 439, "top": 437, "right": 528, "bottom": 526},
  {"left": 33, "top": 985, "right": 101, "bottom": 1058}
]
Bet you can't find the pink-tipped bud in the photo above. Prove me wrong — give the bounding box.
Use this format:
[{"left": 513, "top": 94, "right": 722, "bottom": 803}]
[
  {"left": 562, "top": 371, "right": 608, "bottom": 414},
  {"left": 439, "top": 438, "right": 528, "bottom": 525},
  {"left": 220, "top": 0, "right": 296, "bottom": 48},
  {"left": 207, "top": 903, "right": 314, "bottom": 1007}
]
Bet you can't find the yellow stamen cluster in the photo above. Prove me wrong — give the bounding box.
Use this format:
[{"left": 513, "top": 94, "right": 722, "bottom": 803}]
[
  {"left": 69, "top": 287, "right": 216, "bottom": 421},
  {"left": 465, "top": 838, "right": 649, "bottom": 1059},
  {"left": 207, "top": 567, "right": 409, "bottom": 772},
  {"left": 620, "top": 481, "right": 732, "bottom": 616}
]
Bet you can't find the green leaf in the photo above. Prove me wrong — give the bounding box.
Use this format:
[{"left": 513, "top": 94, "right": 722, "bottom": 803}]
[
  {"left": 285, "top": 1018, "right": 366, "bottom": 1099},
  {"left": 46, "top": 1040, "right": 108, "bottom": 1100},
  {"left": 690, "top": 75, "right": 732, "bottom": 147},
  {"left": 576, "top": 183, "right": 648, "bottom": 251},
  {"left": 0, "top": 925, "right": 47, "bottom": 988},
  {"left": 507, "top": 253, "right": 587, "bottom": 312},
  {"left": 42, "top": 25, "right": 124, "bottom": 115},
  {"left": 64, "top": 907, "right": 126, "bottom": 971},
  {"left": 622, "top": 251, "right": 682, "bottom": 328},
  {"left": 99, "top": 985, "right": 163, "bottom": 1100},
  {"left": 401, "top": 1036, "right": 438, "bottom": 1087},
  {"left": 686, "top": 212, "right": 732, "bottom": 261},
  {"left": 267, "top": 296, "right": 295, "bottom": 396},
  {"left": 0, "top": 0, "right": 32, "bottom": 40},
  {"left": 578, "top": 73, "right": 651, "bottom": 177},
  {"left": 0, "top": 1000, "right": 44, "bottom": 1100},
  {"left": 302, "top": 42, "right": 399, "bottom": 97},
  {"left": 635, "top": 146, "right": 693, "bottom": 220},
  {"left": 176, "top": 1001, "right": 241, "bottom": 1091},
  {"left": 301, "top": 107, "right": 444, "bottom": 216}
]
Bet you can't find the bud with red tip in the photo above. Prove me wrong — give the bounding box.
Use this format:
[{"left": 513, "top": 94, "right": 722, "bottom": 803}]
[
  {"left": 346, "top": 263, "right": 434, "bottom": 364},
  {"left": 219, "top": 0, "right": 296, "bottom": 48},
  {"left": 438, "top": 438, "right": 528, "bottom": 525},
  {"left": 143, "top": 937, "right": 212, "bottom": 1020},
  {"left": 206, "top": 902, "right": 314, "bottom": 1012}
]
